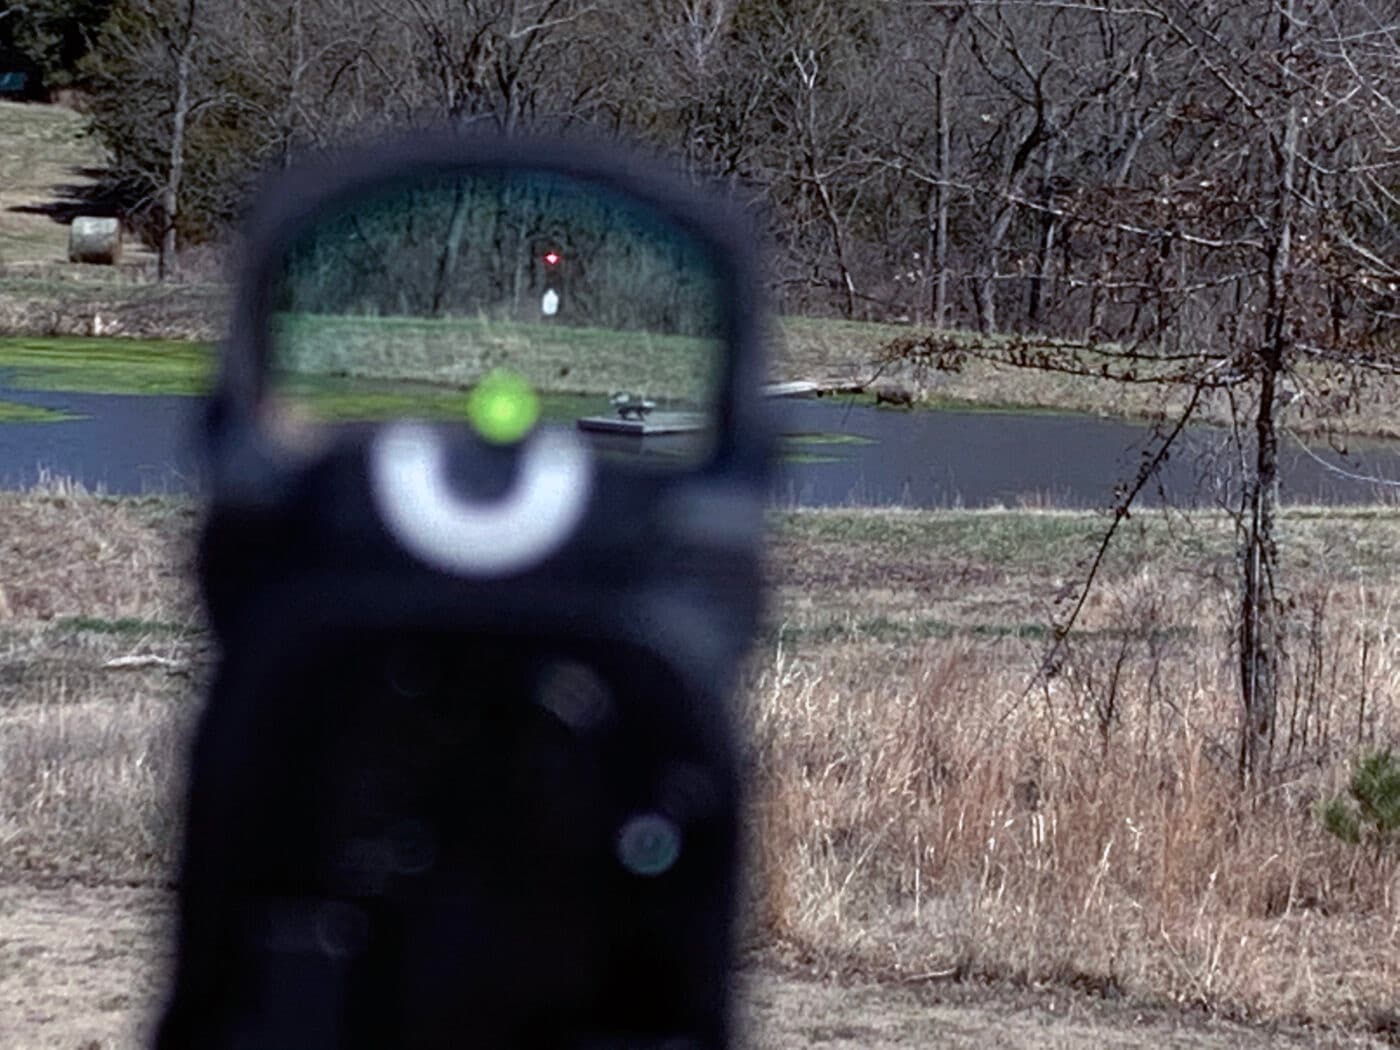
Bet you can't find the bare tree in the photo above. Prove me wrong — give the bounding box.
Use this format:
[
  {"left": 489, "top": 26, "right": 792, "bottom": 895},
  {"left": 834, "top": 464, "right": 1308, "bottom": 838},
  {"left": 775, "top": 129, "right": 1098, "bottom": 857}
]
[
  {"left": 220, "top": 0, "right": 394, "bottom": 164},
  {"left": 84, "top": 0, "right": 238, "bottom": 278},
  {"left": 879, "top": 0, "right": 1399, "bottom": 783},
  {"left": 363, "top": 0, "right": 608, "bottom": 134},
  {"left": 613, "top": 0, "right": 767, "bottom": 185},
  {"left": 737, "top": 0, "right": 888, "bottom": 317}
]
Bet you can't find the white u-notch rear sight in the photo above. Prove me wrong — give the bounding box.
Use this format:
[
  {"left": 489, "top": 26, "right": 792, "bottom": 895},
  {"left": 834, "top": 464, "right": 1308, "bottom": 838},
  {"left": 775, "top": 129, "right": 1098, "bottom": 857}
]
[{"left": 370, "top": 422, "right": 593, "bottom": 577}]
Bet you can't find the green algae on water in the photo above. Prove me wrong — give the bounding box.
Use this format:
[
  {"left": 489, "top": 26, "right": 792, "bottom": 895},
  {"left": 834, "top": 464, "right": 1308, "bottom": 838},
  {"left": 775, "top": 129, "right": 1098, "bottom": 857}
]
[{"left": 0, "top": 399, "right": 83, "bottom": 423}]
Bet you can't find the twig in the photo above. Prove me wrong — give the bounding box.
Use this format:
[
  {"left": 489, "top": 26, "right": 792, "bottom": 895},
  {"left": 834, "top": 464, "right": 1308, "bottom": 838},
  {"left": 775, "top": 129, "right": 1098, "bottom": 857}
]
[
  {"left": 900, "top": 967, "right": 960, "bottom": 983},
  {"left": 999, "top": 379, "right": 1208, "bottom": 724}
]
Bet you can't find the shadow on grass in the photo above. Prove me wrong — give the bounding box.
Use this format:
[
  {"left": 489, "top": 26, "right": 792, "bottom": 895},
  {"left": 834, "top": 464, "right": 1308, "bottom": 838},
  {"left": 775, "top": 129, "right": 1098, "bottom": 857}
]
[{"left": 6, "top": 165, "right": 134, "bottom": 225}]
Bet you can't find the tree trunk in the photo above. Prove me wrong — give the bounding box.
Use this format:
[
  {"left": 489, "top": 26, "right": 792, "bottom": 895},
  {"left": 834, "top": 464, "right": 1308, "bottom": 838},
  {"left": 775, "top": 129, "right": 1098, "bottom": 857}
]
[
  {"left": 1238, "top": 0, "right": 1300, "bottom": 785},
  {"left": 160, "top": 4, "right": 196, "bottom": 283},
  {"left": 431, "top": 180, "right": 471, "bottom": 317},
  {"left": 817, "top": 177, "right": 856, "bottom": 318},
  {"left": 1238, "top": 364, "right": 1280, "bottom": 783},
  {"left": 1028, "top": 144, "right": 1058, "bottom": 327},
  {"left": 799, "top": 57, "right": 856, "bottom": 319},
  {"left": 280, "top": 0, "right": 305, "bottom": 170},
  {"left": 932, "top": 62, "right": 950, "bottom": 329},
  {"left": 977, "top": 203, "right": 1017, "bottom": 335}
]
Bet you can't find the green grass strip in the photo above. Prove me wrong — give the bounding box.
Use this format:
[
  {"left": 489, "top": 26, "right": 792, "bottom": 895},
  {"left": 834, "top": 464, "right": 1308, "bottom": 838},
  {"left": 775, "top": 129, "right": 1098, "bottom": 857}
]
[
  {"left": 56, "top": 616, "right": 198, "bottom": 637},
  {"left": 0, "top": 336, "right": 214, "bottom": 396},
  {"left": 783, "top": 432, "right": 878, "bottom": 447}
]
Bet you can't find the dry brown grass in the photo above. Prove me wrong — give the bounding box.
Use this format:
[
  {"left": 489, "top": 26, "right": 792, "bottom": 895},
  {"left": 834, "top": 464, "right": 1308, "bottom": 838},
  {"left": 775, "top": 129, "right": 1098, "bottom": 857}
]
[
  {"left": 0, "top": 642, "right": 192, "bottom": 880},
  {"left": 0, "top": 275, "right": 228, "bottom": 340},
  {"left": 0, "top": 477, "right": 196, "bottom": 624},
  {"left": 747, "top": 508, "right": 1400, "bottom": 1031},
  {"left": 743, "top": 634, "right": 1400, "bottom": 1017},
  {"left": 0, "top": 483, "right": 200, "bottom": 882},
  {"left": 2, "top": 489, "right": 1399, "bottom": 1033}
]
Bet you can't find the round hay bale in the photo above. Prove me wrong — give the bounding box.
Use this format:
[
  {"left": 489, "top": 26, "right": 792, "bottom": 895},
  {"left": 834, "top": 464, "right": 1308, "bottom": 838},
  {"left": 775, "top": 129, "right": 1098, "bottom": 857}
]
[{"left": 68, "top": 217, "right": 123, "bottom": 265}]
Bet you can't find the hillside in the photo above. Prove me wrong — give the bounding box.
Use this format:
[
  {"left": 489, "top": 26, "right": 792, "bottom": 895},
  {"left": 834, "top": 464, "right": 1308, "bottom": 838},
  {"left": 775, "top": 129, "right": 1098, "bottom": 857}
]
[
  {"left": 0, "top": 100, "right": 160, "bottom": 274},
  {"left": 0, "top": 101, "right": 96, "bottom": 268}
]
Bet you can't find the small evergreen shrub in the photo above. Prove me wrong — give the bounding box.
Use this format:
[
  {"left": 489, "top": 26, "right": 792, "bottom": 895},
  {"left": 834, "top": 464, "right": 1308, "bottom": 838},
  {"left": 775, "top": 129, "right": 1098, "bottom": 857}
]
[{"left": 1316, "top": 749, "right": 1400, "bottom": 854}]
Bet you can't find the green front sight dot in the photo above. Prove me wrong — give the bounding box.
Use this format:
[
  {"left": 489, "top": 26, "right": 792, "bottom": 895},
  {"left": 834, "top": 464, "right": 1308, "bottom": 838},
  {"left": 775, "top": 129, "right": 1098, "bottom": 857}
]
[{"left": 466, "top": 369, "right": 541, "bottom": 444}]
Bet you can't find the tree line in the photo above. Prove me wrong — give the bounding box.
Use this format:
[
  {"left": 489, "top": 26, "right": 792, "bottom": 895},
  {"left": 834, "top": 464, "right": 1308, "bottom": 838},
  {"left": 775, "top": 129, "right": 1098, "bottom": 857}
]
[
  {"left": 3, "top": 2, "right": 1393, "bottom": 337},
  {"left": 280, "top": 170, "right": 722, "bottom": 335}
]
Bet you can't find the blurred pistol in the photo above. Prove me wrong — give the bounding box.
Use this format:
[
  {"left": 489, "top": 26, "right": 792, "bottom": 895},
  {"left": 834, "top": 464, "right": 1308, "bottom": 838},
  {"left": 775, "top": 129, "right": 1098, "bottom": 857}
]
[{"left": 155, "top": 134, "right": 771, "bottom": 1050}]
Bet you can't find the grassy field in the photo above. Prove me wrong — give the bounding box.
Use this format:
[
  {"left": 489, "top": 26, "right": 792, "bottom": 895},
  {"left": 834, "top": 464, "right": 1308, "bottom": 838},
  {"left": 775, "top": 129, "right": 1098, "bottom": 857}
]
[
  {"left": 2, "top": 487, "right": 1398, "bottom": 1037},
  {"left": 0, "top": 335, "right": 213, "bottom": 395},
  {"left": 277, "top": 310, "right": 718, "bottom": 404},
  {"left": 0, "top": 101, "right": 101, "bottom": 267}
]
